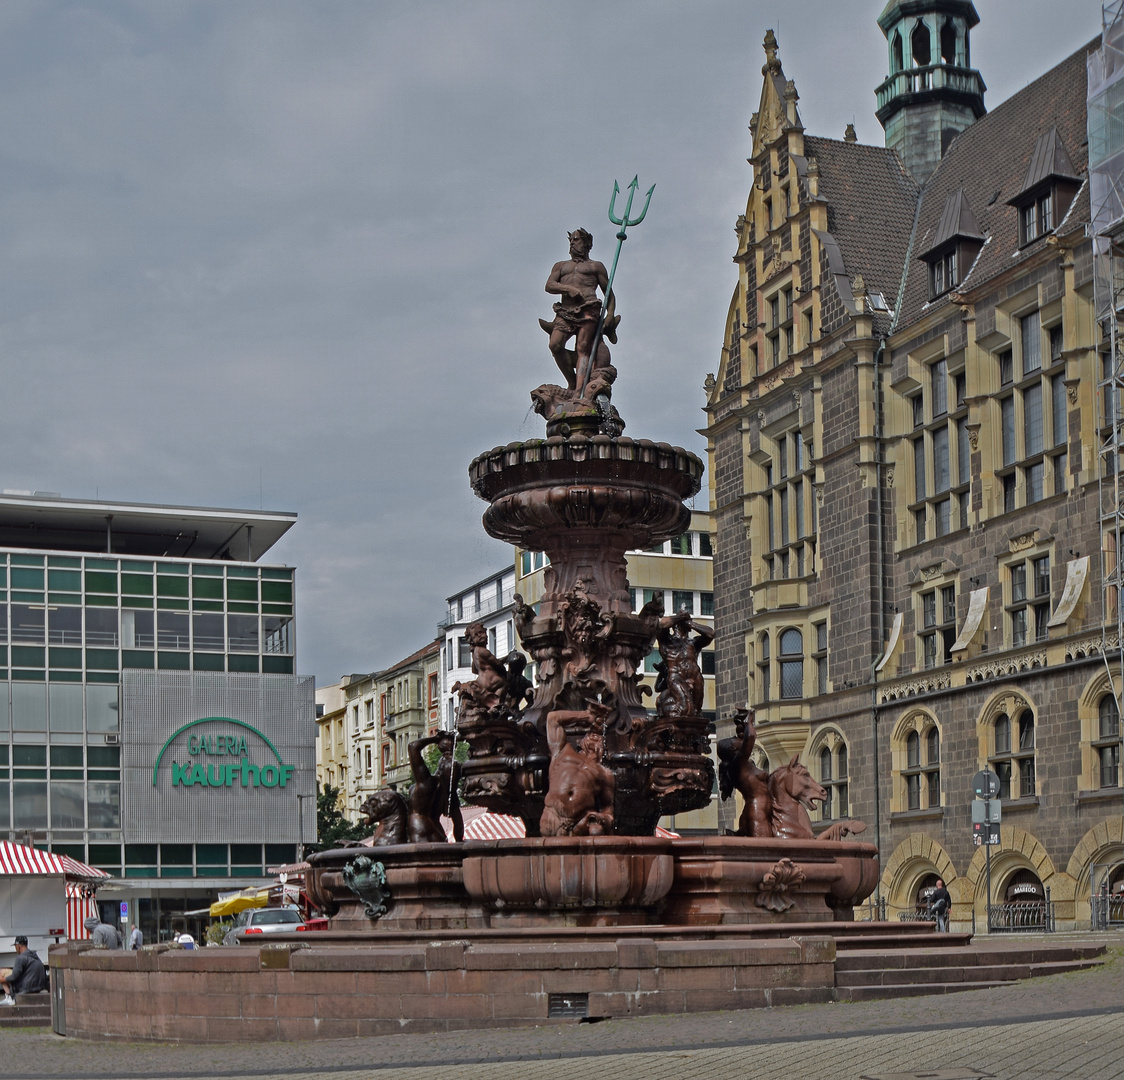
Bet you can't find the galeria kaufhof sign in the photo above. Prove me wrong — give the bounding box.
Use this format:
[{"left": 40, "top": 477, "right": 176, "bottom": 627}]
[
  {"left": 153, "top": 718, "right": 296, "bottom": 790},
  {"left": 122, "top": 670, "right": 315, "bottom": 845}
]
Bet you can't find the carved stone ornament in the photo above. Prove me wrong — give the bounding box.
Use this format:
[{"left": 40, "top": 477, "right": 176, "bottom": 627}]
[
  {"left": 755, "top": 857, "right": 806, "bottom": 912},
  {"left": 342, "top": 855, "right": 391, "bottom": 920},
  {"left": 1064, "top": 377, "right": 1080, "bottom": 405},
  {"left": 1008, "top": 530, "right": 1039, "bottom": 553},
  {"left": 920, "top": 562, "right": 945, "bottom": 582},
  {"left": 967, "top": 423, "right": 981, "bottom": 451},
  {"left": 885, "top": 467, "right": 895, "bottom": 488}
]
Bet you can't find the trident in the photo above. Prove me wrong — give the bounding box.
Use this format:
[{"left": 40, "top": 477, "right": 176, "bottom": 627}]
[{"left": 576, "top": 175, "right": 655, "bottom": 396}]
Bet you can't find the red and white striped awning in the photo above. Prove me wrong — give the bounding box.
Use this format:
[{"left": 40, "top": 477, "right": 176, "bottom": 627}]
[
  {"left": 0, "top": 841, "right": 110, "bottom": 883},
  {"left": 449, "top": 809, "right": 680, "bottom": 841}
]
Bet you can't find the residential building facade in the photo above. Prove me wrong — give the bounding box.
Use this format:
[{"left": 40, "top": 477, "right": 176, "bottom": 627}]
[
  {"left": 439, "top": 568, "right": 517, "bottom": 733},
  {"left": 705, "top": 5, "right": 1122, "bottom": 927}
]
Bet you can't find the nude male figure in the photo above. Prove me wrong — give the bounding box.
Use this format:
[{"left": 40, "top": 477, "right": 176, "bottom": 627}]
[
  {"left": 655, "top": 607, "right": 716, "bottom": 717},
  {"left": 543, "top": 229, "right": 617, "bottom": 396},
  {"left": 539, "top": 702, "right": 615, "bottom": 836},
  {"left": 407, "top": 732, "right": 463, "bottom": 843}
]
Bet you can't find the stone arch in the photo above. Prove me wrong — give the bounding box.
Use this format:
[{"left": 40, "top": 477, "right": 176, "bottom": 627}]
[
  {"left": 975, "top": 685, "right": 1036, "bottom": 778},
  {"left": 1066, "top": 816, "right": 1124, "bottom": 926},
  {"left": 879, "top": 834, "right": 957, "bottom": 920},
  {"left": 963, "top": 824, "right": 1074, "bottom": 923}
]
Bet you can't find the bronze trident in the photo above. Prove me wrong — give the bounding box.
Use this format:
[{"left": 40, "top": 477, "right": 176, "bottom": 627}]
[{"left": 576, "top": 176, "right": 655, "bottom": 397}]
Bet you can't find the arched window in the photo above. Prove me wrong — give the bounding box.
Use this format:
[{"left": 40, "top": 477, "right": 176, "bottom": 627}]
[
  {"left": 911, "top": 21, "right": 931, "bottom": 66},
  {"left": 989, "top": 708, "right": 1036, "bottom": 799},
  {"left": 891, "top": 30, "right": 904, "bottom": 74},
  {"left": 821, "top": 744, "right": 849, "bottom": 819},
  {"left": 940, "top": 18, "right": 957, "bottom": 64},
  {"left": 902, "top": 725, "right": 940, "bottom": 810},
  {"left": 779, "top": 628, "right": 803, "bottom": 699},
  {"left": 1097, "top": 694, "right": 1121, "bottom": 788}
]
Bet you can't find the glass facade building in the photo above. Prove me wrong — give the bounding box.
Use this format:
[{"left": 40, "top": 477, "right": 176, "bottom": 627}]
[{"left": 0, "top": 494, "right": 312, "bottom": 940}]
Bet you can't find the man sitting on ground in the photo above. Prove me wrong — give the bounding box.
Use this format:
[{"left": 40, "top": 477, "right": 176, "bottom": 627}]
[{"left": 0, "top": 936, "right": 48, "bottom": 1005}]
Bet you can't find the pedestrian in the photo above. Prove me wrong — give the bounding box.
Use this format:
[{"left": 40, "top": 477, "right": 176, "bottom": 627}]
[
  {"left": 0, "top": 936, "right": 48, "bottom": 1005},
  {"left": 128, "top": 924, "right": 143, "bottom": 950},
  {"left": 83, "top": 915, "right": 122, "bottom": 949},
  {"left": 929, "top": 878, "right": 952, "bottom": 933}
]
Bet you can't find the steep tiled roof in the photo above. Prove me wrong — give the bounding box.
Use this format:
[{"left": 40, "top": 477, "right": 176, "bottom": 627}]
[
  {"left": 896, "top": 41, "right": 1095, "bottom": 329},
  {"left": 1016, "top": 127, "right": 1081, "bottom": 195},
  {"left": 804, "top": 135, "right": 919, "bottom": 306}
]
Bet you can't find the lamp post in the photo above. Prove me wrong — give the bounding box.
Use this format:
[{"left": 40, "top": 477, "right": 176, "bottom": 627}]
[{"left": 296, "top": 792, "right": 312, "bottom": 862}]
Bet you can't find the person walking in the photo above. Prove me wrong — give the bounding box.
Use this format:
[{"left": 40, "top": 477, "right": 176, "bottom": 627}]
[
  {"left": 929, "top": 878, "right": 952, "bottom": 933},
  {"left": 128, "top": 924, "right": 143, "bottom": 950}
]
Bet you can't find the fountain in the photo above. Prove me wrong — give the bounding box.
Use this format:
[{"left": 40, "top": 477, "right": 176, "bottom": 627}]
[
  {"left": 306, "top": 194, "right": 878, "bottom": 930},
  {"left": 51, "top": 195, "right": 888, "bottom": 1043}
]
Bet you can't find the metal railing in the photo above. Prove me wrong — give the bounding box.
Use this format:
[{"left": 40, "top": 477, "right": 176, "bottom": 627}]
[
  {"left": 1091, "top": 892, "right": 1124, "bottom": 929},
  {"left": 987, "top": 901, "right": 1055, "bottom": 933}
]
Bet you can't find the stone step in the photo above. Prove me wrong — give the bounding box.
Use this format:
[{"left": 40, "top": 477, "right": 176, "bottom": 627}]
[
  {"left": 839, "top": 980, "right": 1007, "bottom": 1002},
  {"left": 837, "top": 958, "right": 1102, "bottom": 988},
  {"left": 832, "top": 931, "right": 973, "bottom": 950},
  {"left": 835, "top": 944, "right": 1105, "bottom": 971},
  {"left": 0, "top": 1003, "right": 52, "bottom": 1028}
]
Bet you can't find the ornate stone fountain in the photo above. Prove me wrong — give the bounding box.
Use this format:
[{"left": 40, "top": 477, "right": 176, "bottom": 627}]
[{"left": 307, "top": 210, "right": 878, "bottom": 929}]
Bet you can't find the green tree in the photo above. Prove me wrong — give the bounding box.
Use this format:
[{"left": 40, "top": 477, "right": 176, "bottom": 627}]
[{"left": 310, "top": 783, "right": 365, "bottom": 852}]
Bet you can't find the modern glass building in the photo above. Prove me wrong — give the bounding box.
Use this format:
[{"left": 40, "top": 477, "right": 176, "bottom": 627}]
[{"left": 0, "top": 493, "right": 314, "bottom": 941}]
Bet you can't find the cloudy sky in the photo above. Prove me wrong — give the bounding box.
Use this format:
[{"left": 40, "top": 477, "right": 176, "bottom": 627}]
[{"left": 0, "top": 1, "right": 1102, "bottom": 685}]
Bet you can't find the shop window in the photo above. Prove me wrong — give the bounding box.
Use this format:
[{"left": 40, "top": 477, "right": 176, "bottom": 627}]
[{"left": 991, "top": 708, "right": 1036, "bottom": 798}]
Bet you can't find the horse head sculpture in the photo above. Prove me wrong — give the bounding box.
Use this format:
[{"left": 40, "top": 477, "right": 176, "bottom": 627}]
[{"left": 767, "top": 755, "right": 828, "bottom": 840}]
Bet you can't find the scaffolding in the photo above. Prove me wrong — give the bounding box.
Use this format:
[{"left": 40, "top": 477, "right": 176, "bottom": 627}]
[{"left": 1091, "top": 1, "right": 1124, "bottom": 904}]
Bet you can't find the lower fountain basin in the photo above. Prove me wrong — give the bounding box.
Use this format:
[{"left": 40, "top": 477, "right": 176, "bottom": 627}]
[{"left": 462, "top": 836, "right": 674, "bottom": 910}]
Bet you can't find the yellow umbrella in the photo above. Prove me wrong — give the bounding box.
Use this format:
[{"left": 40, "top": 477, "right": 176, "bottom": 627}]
[{"left": 209, "top": 886, "right": 270, "bottom": 918}]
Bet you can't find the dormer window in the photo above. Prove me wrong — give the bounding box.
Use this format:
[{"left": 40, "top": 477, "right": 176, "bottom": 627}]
[
  {"left": 929, "top": 249, "right": 958, "bottom": 298},
  {"left": 920, "top": 188, "right": 983, "bottom": 301},
  {"left": 1008, "top": 128, "right": 1079, "bottom": 249},
  {"left": 1018, "top": 190, "right": 1052, "bottom": 246}
]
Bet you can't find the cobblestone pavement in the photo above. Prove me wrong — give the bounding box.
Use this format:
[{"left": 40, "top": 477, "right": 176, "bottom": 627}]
[{"left": 8, "top": 934, "right": 1124, "bottom": 1080}]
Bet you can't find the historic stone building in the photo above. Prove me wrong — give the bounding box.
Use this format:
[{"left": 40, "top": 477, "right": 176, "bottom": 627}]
[{"left": 705, "top": 2, "right": 1123, "bottom": 928}]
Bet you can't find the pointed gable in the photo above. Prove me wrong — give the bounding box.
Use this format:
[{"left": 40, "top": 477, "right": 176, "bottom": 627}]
[
  {"left": 920, "top": 188, "right": 983, "bottom": 259},
  {"left": 1016, "top": 128, "right": 1080, "bottom": 197}
]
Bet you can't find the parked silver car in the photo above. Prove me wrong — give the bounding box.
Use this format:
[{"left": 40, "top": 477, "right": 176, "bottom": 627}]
[{"left": 222, "top": 907, "right": 304, "bottom": 945}]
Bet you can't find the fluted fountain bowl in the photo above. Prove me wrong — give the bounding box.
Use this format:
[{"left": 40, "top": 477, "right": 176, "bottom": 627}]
[{"left": 469, "top": 435, "right": 703, "bottom": 550}]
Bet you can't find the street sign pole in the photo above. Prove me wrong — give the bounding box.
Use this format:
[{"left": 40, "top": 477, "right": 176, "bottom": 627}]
[{"left": 984, "top": 794, "right": 993, "bottom": 933}]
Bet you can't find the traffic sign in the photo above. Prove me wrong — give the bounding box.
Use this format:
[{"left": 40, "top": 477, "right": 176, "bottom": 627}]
[
  {"left": 972, "top": 769, "right": 1000, "bottom": 799},
  {"left": 971, "top": 800, "right": 1001, "bottom": 824}
]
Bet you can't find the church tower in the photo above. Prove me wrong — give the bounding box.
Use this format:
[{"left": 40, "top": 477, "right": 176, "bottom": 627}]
[{"left": 875, "top": 1, "right": 986, "bottom": 184}]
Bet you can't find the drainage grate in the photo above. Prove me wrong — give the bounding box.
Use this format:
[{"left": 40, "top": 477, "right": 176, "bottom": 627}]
[{"left": 547, "top": 992, "right": 589, "bottom": 1018}]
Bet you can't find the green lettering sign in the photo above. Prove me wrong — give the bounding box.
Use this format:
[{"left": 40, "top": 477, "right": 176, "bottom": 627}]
[{"left": 152, "top": 717, "right": 294, "bottom": 791}]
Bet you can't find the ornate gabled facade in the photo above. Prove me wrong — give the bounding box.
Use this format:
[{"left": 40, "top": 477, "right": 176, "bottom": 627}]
[{"left": 706, "top": 12, "right": 1124, "bottom": 929}]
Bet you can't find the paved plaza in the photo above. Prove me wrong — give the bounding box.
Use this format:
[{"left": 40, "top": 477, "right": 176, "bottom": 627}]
[{"left": 7, "top": 935, "right": 1124, "bottom": 1080}]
